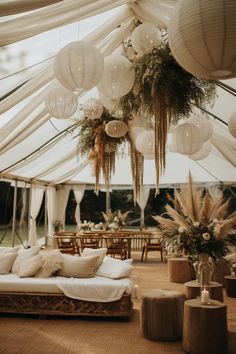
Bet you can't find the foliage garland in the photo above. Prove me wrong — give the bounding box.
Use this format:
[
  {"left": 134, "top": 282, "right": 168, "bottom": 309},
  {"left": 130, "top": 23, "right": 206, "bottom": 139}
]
[
  {"left": 78, "top": 110, "right": 130, "bottom": 194},
  {"left": 120, "top": 38, "right": 217, "bottom": 194}
]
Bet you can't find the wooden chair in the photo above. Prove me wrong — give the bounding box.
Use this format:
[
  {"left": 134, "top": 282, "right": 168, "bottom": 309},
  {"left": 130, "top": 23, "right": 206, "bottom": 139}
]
[
  {"left": 105, "top": 236, "right": 128, "bottom": 260},
  {"left": 79, "top": 232, "right": 101, "bottom": 251},
  {"left": 53, "top": 232, "right": 80, "bottom": 255},
  {"left": 141, "top": 238, "right": 164, "bottom": 262}
]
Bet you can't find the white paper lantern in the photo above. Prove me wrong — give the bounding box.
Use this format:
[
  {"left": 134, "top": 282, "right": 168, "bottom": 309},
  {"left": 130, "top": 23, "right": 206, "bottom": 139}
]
[
  {"left": 168, "top": 0, "right": 236, "bottom": 79},
  {"left": 173, "top": 123, "right": 203, "bottom": 155},
  {"left": 97, "top": 54, "right": 135, "bottom": 99},
  {"left": 131, "top": 23, "right": 162, "bottom": 56},
  {"left": 105, "top": 120, "right": 128, "bottom": 138},
  {"left": 99, "top": 93, "right": 120, "bottom": 111},
  {"left": 45, "top": 85, "right": 78, "bottom": 119},
  {"left": 189, "top": 141, "right": 212, "bottom": 160},
  {"left": 228, "top": 112, "right": 236, "bottom": 138},
  {"left": 130, "top": 126, "right": 146, "bottom": 142},
  {"left": 83, "top": 98, "right": 103, "bottom": 119},
  {"left": 135, "top": 130, "right": 155, "bottom": 155},
  {"left": 54, "top": 41, "right": 104, "bottom": 91},
  {"left": 189, "top": 114, "right": 213, "bottom": 142}
]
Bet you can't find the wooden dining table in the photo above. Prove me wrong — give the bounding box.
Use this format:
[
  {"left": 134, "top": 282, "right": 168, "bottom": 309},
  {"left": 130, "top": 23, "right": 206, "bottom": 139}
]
[{"left": 76, "top": 230, "right": 158, "bottom": 259}]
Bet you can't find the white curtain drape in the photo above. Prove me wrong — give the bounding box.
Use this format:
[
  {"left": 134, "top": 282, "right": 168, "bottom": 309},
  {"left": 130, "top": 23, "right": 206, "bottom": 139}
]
[
  {"left": 28, "top": 185, "right": 45, "bottom": 246},
  {"left": 212, "top": 132, "right": 236, "bottom": 168},
  {"left": 136, "top": 186, "right": 150, "bottom": 229},
  {"left": 47, "top": 186, "right": 57, "bottom": 236},
  {"left": 56, "top": 186, "right": 70, "bottom": 228},
  {"left": 73, "top": 185, "right": 86, "bottom": 226}
]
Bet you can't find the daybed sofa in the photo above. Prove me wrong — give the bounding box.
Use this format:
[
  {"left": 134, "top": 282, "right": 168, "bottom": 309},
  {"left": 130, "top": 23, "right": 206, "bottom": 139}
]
[{"left": 0, "top": 246, "right": 133, "bottom": 319}]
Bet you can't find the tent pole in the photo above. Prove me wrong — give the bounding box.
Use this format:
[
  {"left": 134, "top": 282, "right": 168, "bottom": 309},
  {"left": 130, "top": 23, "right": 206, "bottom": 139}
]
[
  {"left": 44, "top": 187, "right": 48, "bottom": 247},
  {"left": 11, "top": 180, "right": 18, "bottom": 247},
  {"left": 27, "top": 183, "right": 32, "bottom": 246},
  {"left": 106, "top": 188, "right": 111, "bottom": 213}
]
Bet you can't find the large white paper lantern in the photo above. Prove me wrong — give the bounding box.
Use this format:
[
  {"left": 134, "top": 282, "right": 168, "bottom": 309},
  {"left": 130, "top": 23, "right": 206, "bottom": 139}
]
[
  {"left": 131, "top": 23, "right": 162, "bottom": 56},
  {"left": 173, "top": 123, "right": 203, "bottom": 155},
  {"left": 105, "top": 120, "right": 128, "bottom": 138},
  {"left": 135, "top": 130, "right": 155, "bottom": 155},
  {"left": 189, "top": 114, "right": 213, "bottom": 142},
  {"left": 99, "top": 93, "right": 120, "bottom": 111},
  {"left": 83, "top": 98, "right": 103, "bottom": 119},
  {"left": 97, "top": 54, "right": 135, "bottom": 99},
  {"left": 168, "top": 0, "right": 236, "bottom": 79},
  {"left": 45, "top": 85, "right": 78, "bottom": 119},
  {"left": 54, "top": 41, "right": 104, "bottom": 91},
  {"left": 189, "top": 141, "right": 212, "bottom": 160},
  {"left": 228, "top": 112, "right": 236, "bottom": 138}
]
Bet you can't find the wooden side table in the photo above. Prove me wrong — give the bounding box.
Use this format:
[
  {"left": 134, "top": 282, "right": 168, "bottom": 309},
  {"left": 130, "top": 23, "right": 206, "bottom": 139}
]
[
  {"left": 184, "top": 280, "right": 224, "bottom": 302},
  {"left": 224, "top": 275, "right": 236, "bottom": 297},
  {"left": 183, "top": 299, "right": 228, "bottom": 354},
  {"left": 168, "top": 257, "right": 195, "bottom": 283}
]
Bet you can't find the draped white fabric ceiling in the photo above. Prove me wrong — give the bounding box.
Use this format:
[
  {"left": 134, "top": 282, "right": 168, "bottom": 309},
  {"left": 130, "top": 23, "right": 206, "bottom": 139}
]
[{"left": 0, "top": 0, "right": 236, "bottom": 189}]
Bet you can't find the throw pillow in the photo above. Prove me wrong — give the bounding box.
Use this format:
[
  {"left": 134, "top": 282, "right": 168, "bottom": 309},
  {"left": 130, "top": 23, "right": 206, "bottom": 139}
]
[
  {"left": 0, "top": 245, "right": 21, "bottom": 254},
  {"left": 58, "top": 254, "right": 100, "bottom": 278},
  {"left": 96, "top": 261, "right": 133, "bottom": 279},
  {"left": 35, "top": 249, "right": 63, "bottom": 278},
  {"left": 0, "top": 253, "right": 17, "bottom": 274},
  {"left": 11, "top": 246, "right": 41, "bottom": 274},
  {"left": 103, "top": 256, "right": 133, "bottom": 265},
  {"left": 18, "top": 255, "right": 43, "bottom": 278},
  {"left": 81, "top": 248, "right": 107, "bottom": 267}
]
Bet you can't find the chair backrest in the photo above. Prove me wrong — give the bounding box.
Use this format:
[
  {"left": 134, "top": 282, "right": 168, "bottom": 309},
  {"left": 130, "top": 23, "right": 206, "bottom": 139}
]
[{"left": 53, "top": 232, "right": 79, "bottom": 255}]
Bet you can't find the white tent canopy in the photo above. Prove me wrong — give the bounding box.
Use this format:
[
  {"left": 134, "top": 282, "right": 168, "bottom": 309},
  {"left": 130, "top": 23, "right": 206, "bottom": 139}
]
[{"left": 0, "top": 0, "right": 236, "bottom": 190}]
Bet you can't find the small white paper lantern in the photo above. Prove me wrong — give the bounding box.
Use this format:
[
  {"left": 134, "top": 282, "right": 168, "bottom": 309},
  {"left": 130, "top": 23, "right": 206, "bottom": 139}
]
[
  {"left": 228, "top": 112, "right": 236, "bottom": 138},
  {"left": 135, "top": 130, "right": 155, "bottom": 155},
  {"left": 105, "top": 120, "right": 128, "bottom": 138},
  {"left": 97, "top": 54, "right": 135, "bottom": 99},
  {"left": 173, "top": 123, "right": 203, "bottom": 155},
  {"left": 131, "top": 23, "right": 162, "bottom": 56},
  {"left": 83, "top": 98, "right": 103, "bottom": 119},
  {"left": 99, "top": 93, "right": 120, "bottom": 111},
  {"left": 168, "top": 0, "right": 236, "bottom": 79},
  {"left": 45, "top": 84, "right": 78, "bottom": 119},
  {"left": 130, "top": 126, "right": 146, "bottom": 142},
  {"left": 54, "top": 41, "right": 104, "bottom": 91},
  {"left": 189, "top": 141, "right": 212, "bottom": 160},
  {"left": 189, "top": 114, "right": 213, "bottom": 142}
]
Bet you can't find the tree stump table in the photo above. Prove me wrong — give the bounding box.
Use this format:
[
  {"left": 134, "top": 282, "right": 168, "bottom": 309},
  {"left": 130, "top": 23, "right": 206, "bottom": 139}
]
[
  {"left": 168, "top": 257, "right": 195, "bottom": 283},
  {"left": 184, "top": 280, "right": 223, "bottom": 302},
  {"left": 140, "top": 289, "right": 185, "bottom": 341},
  {"left": 224, "top": 275, "right": 236, "bottom": 297},
  {"left": 183, "top": 299, "right": 228, "bottom": 354}
]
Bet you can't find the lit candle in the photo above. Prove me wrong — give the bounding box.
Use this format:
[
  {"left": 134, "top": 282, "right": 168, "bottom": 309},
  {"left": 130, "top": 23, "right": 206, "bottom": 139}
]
[
  {"left": 201, "top": 288, "right": 210, "bottom": 304},
  {"left": 133, "top": 284, "right": 139, "bottom": 298}
]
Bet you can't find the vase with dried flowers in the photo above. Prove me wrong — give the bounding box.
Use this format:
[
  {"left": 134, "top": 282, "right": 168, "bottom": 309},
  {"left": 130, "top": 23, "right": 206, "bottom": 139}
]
[
  {"left": 153, "top": 173, "right": 236, "bottom": 285},
  {"left": 101, "top": 209, "right": 131, "bottom": 231}
]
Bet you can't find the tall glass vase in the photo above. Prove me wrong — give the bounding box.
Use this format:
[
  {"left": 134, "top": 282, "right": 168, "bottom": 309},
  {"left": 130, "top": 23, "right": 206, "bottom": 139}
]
[{"left": 196, "top": 253, "right": 215, "bottom": 304}]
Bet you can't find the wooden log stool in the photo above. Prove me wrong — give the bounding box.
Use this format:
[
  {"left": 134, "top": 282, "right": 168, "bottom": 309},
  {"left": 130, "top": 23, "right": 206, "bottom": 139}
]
[
  {"left": 224, "top": 275, "right": 236, "bottom": 297},
  {"left": 183, "top": 299, "right": 228, "bottom": 354},
  {"left": 184, "top": 280, "right": 224, "bottom": 302},
  {"left": 140, "top": 289, "right": 185, "bottom": 341},
  {"left": 168, "top": 257, "right": 195, "bottom": 283}
]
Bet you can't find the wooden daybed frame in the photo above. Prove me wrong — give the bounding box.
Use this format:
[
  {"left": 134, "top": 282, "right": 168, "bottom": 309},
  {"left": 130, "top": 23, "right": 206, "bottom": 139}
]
[{"left": 0, "top": 291, "right": 133, "bottom": 319}]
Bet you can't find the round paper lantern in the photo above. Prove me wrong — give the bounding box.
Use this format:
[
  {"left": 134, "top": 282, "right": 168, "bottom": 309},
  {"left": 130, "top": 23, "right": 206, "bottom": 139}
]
[
  {"left": 228, "top": 112, "right": 236, "bottom": 138},
  {"left": 99, "top": 93, "right": 120, "bottom": 111},
  {"left": 189, "top": 114, "right": 213, "bottom": 142},
  {"left": 83, "top": 98, "right": 103, "bottom": 119},
  {"left": 135, "top": 130, "right": 155, "bottom": 155},
  {"left": 130, "top": 126, "right": 146, "bottom": 142},
  {"left": 97, "top": 54, "right": 135, "bottom": 99},
  {"left": 173, "top": 123, "right": 203, "bottom": 155},
  {"left": 105, "top": 120, "right": 128, "bottom": 138},
  {"left": 168, "top": 0, "right": 236, "bottom": 79},
  {"left": 54, "top": 41, "right": 104, "bottom": 91},
  {"left": 131, "top": 23, "right": 162, "bottom": 56},
  {"left": 189, "top": 141, "right": 212, "bottom": 160},
  {"left": 45, "top": 85, "right": 78, "bottom": 119}
]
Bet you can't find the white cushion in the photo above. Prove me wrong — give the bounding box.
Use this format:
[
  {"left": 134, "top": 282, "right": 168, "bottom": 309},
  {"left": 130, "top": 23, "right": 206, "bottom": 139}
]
[
  {"left": 103, "top": 256, "right": 133, "bottom": 265},
  {"left": 0, "top": 246, "right": 21, "bottom": 254},
  {"left": 18, "top": 255, "right": 43, "bottom": 278},
  {"left": 82, "top": 248, "right": 107, "bottom": 267},
  {"left": 58, "top": 254, "right": 100, "bottom": 278},
  {"left": 96, "top": 260, "right": 133, "bottom": 279},
  {"left": 0, "top": 253, "right": 17, "bottom": 274},
  {"left": 11, "top": 246, "right": 41, "bottom": 274},
  {"left": 35, "top": 249, "right": 63, "bottom": 278}
]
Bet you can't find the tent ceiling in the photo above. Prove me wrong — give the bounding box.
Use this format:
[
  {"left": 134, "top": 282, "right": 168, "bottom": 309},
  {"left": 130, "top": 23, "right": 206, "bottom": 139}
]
[{"left": 0, "top": 0, "right": 236, "bottom": 189}]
